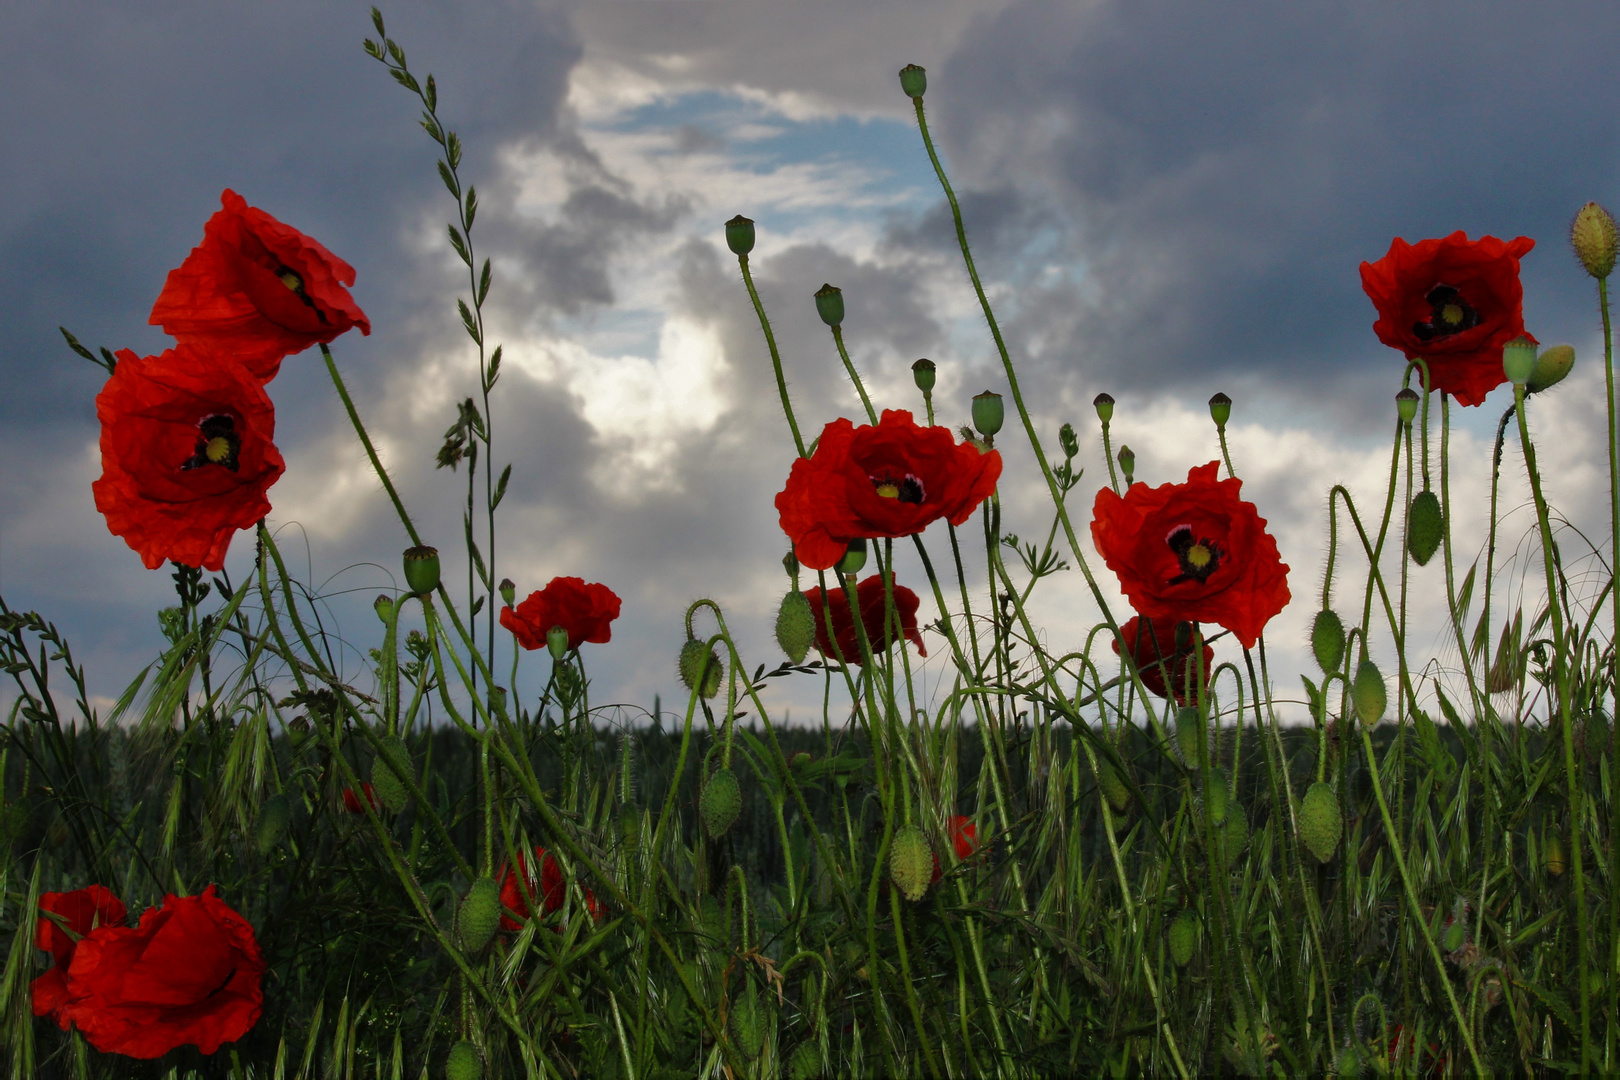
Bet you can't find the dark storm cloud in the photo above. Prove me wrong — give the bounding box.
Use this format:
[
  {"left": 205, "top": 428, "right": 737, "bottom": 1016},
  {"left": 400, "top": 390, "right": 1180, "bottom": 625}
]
[{"left": 910, "top": 0, "right": 1620, "bottom": 414}]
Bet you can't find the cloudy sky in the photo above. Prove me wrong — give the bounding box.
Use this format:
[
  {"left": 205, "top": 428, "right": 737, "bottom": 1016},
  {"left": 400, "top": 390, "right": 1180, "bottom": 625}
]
[{"left": 4, "top": 1, "right": 1618, "bottom": 730}]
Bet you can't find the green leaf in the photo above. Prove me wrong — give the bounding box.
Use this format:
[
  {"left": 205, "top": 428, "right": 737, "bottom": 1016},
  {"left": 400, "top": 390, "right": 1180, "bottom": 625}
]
[
  {"left": 471, "top": 595, "right": 485, "bottom": 618},
  {"left": 492, "top": 464, "right": 512, "bottom": 510}
]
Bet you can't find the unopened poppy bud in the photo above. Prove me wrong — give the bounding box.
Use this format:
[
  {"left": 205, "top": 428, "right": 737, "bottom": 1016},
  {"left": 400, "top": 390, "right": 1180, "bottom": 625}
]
[
  {"left": 1208, "top": 392, "right": 1231, "bottom": 429},
  {"left": 679, "top": 638, "right": 723, "bottom": 699},
  {"left": 1117, "top": 444, "right": 1135, "bottom": 485},
  {"left": 1407, "top": 490, "right": 1443, "bottom": 567},
  {"left": 775, "top": 590, "right": 815, "bottom": 664},
  {"left": 836, "top": 538, "right": 867, "bottom": 575},
  {"left": 701, "top": 767, "right": 742, "bottom": 837},
  {"left": 782, "top": 550, "right": 800, "bottom": 578},
  {"left": 444, "top": 1039, "right": 484, "bottom": 1080},
  {"left": 888, "top": 824, "right": 934, "bottom": 900},
  {"left": 1311, "top": 609, "right": 1345, "bottom": 673},
  {"left": 1353, "top": 659, "right": 1387, "bottom": 727},
  {"left": 1502, "top": 335, "right": 1537, "bottom": 387},
  {"left": 402, "top": 546, "right": 440, "bottom": 595},
  {"left": 1059, "top": 422, "right": 1079, "bottom": 459},
  {"left": 1527, "top": 344, "right": 1575, "bottom": 393},
  {"left": 911, "top": 358, "right": 936, "bottom": 393},
  {"left": 374, "top": 594, "right": 395, "bottom": 623},
  {"left": 814, "top": 283, "right": 844, "bottom": 327},
  {"left": 1395, "top": 387, "right": 1419, "bottom": 423},
  {"left": 899, "top": 63, "right": 927, "bottom": 99},
  {"left": 1571, "top": 201, "right": 1618, "bottom": 279},
  {"left": 457, "top": 876, "right": 501, "bottom": 952},
  {"left": 498, "top": 578, "right": 515, "bottom": 607},
  {"left": 1093, "top": 392, "right": 1115, "bottom": 423},
  {"left": 1173, "top": 621, "right": 1193, "bottom": 654},
  {"left": 972, "top": 390, "right": 1004, "bottom": 439},
  {"left": 546, "top": 625, "right": 569, "bottom": 661},
  {"left": 725, "top": 214, "right": 756, "bottom": 257}
]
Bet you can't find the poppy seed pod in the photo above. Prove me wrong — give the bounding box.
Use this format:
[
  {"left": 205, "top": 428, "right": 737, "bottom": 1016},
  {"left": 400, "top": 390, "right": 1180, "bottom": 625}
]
[
  {"left": 725, "top": 214, "right": 756, "bottom": 257},
  {"left": 1208, "top": 392, "right": 1232, "bottom": 429},
  {"left": 373, "top": 594, "right": 394, "bottom": 623},
  {"left": 1116, "top": 444, "right": 1135, "bottom": 485},
  {"left": 1353, "top": 659, "right": 1387, "bottom": 727},
  {"left": 498, "top": 577, "right": 515, "bottom": 607},
  {"left": 972, "top": 391, "right": 1005, "bottom": 439},
  {"left": 782, "top": 550, "right": 800, "bottom": 579},
  {"left": 836, "top": 537, "right": 867, "bottom": 575},
  {"left": 545, "top": 626, "right": 569, "bottom": 661},
  {"left": 911, "top": 358, "right": 936, "bottom": 392},
  {"left": 814, "top": 283, "right": 844, "bottom": 327},
  {"left": 1395, "top": 387, "right": 1419, "bottom": 424},
  {"left": 1502, "top": 335, "right": 1537, "bottom": 387},
  {"left": 1093, "top": 392, "right": 1115, "bottom": 423},
  {"left": 899, "top": 63, "right": 927, "bottom": 99},
  {"left": 402, "top": 546, "right": 440, "bottom": 595},
  {"left": 1059, "top": 422, "right": 1079, "bottom": 460},
  {"left": 1571, "top": 202, "right": 1618, "bottom": 279},
  {"left": 1527, "top": 344, "right": 1575, "bottom": 393}
]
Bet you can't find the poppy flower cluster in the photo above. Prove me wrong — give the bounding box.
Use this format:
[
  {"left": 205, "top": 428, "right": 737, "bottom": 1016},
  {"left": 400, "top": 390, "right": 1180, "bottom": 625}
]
[
  {"left": 32, "top": 884, "right": 264, "bottom": 1058},
  {"left": 94, "top": 190, "right": 369, "bottom": 571},
  {"left": 776, "top": 410, "right": 1001, "bottom": 570},
  {"left": 1360, "top": 231, "right": 1535, "bottom": 407},
  {"left": 498, "top": 846, "right": 602, "bottom": 930},
  {"left": 500, "top": 576, "right": 623, "bottom": 653},
  {"left": 1112, "top": 614, "right": 1214, "bottom": 704},
  {"left": 1091, "top": 462, "right": 1290, "bottom": 649},
  {"left": 801, "top": 574, "right": 927, "bottom": 664}
]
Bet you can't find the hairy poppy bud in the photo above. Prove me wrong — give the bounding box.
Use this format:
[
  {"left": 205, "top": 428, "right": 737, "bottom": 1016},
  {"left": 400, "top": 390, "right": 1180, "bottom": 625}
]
[
  {"left": 1200, "top": 767, "right": 1230, "bottom": 826},
  {"left": 899, "top": 63, "right": 927, "bottom": 99},
  {"left": 1168, "top": 908, "right": 1197, "bottom": 967},
  {"left": 1502, "top": 335, "right": 1537, "bottom": 387},
  {"left": 458, "top": 876, "right": 500, "bottom": 952},
  {"left": 1098, "top": 759, "right": 1131, "bottom": 813},
  {"left": 1353, "top": 659, "right": 1387, "bottom": 727},
  {"left": 370, "top": 734, "right": 412, "bottom": 813},
  {"left": 1571, "top": 201, "right": 1618, "bottom": 279},
  {"left": 1093, "top": 392, "right": 1115, "bottom": 423},
  {"left": 445, "top": 1040, "right": 484, "bottom": 1080},
  {"left": 1406, "top": 491, "right": 1442, "bottom": 567},
  {"left": 1208, "top": 392, "right": 1231, "bottom": 429},
  {"left": 911, "top": 358, "right": 936, "bottom": 392},
  {"left": 790, "top": 750, "right": 813, "bottom": 771},
  {"left": 1299, "top": 781, "right": 1341, "bottom": 863},
  {"left": 1219, "top": 803, "right": 1249, "bottom": 866},
  {"left": 1059, "top": 422, "right": 1079, "bottom": 460},
  {"left": 787, "top": 1042, "right": 823, "bottom": 1080},
  {"left": 730, "top": 981, "right": 766, "bottom": 1059},
  {"left": 1527, "top": 344, "right": 1574, "bottom": 393},
  {"left": 1117, "top": 444, "right": 1135, "bottom": 485},
  {"left": 402, "top": 545, "right": 440, "bottom": 595},
  {"left": 836, "top": 538, "right": 867, "bottom": 575},
  {"left": 374, "top": 594, "right": 394, "bottom": 623},
  {"left": 1174, "top": 706, "right": 1202, "bottom": 767},
  {"left": 776, "top": 590, "right": 815, "bottom": 663},
  {"left": 678, "top": 638, "right": 723, "bottom": 699},
  {"left": 888, "top": 824, "right": 934, "bottom": 901},
  {"left": 725, "top": 214, "right": 756, "bottom": 257},
  {"left": 814, "top": 283, "right": 844, "bottom": 327},
  {"left": 545, "top": 626, "right": 569, "bottom": 661},
  {"left": 782, "top": 550, "right": 800, "bottom": 579},
  {"left": 1544, "top": 831, "right": 1567, "bottom": 877},
  {"left": 1395, "top": 387, "right": 1419, "bottom": 424},
  {"left": 701, "top": 767, "right": 742, "bottom": 837},
  {"left": 972, "top": 391, "right": 1004, "bottom": 440},
  {"left": 1311, "top": 609, "right": 1346, "bottom": 673},
  {"left": 256, "top": 793, "right": 291, "bottom": 855},
  {"left": 498, "top": 578, "right": 515, "bottom": 607}
]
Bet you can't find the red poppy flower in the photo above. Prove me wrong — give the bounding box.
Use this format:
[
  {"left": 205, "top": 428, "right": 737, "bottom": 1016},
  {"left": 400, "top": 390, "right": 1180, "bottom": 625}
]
[
  {"left": 1387, "top": 1024, "right": 1447, "bottom": 1076},
  {"left": 802, "top": 574, "right": 927, "bottom": 665},
  {"left": 57, "top": 885, "right": 264, "bottom": 1058},
  {"left": 92, "top": 345, "right": 285, "bottom": 572},
  {"left": 1360, "top": 231, "right": 1536, "bottom": 407},
  {"left": 31, "top": 886, "right": 127, "bottom": 1025},
  {"left": 1091, "top": 462, "right": 1289, "bottom": 650},
  {"left": 776, "top": 410, "right": 1002, "bottom": 570},
  {"left": 930, "top": 815, "right": 981, "bottom": 883},
  {"left": 150, "top": 189, "right": 371, "bottom": 382},
  {"left": 342, "top": 783, "right": 378, "bottom": 814},
  {"left": 498, "top": 846, "right": 566, "bottom": 930},
  {"left": 1112, "top": 614, "right": 1214, "bottom": 704},
  {"left": 500, "top": 577, "right": 622, "bottom": 652}
]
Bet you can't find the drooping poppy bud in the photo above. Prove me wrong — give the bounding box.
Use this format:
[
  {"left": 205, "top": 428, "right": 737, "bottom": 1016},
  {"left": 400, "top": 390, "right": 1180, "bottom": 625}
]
[
  {"left": 370, "top": 734, "right": 412, "bottom": 814},
  {"left": 445, "top": 1040, "right": 484, "bottom": 1080},
  {"left": 403, "top": 546, "right": 440, "bottom": 595},
  {"left": 257, "top": 794, "right": 291, "bottom": 855},
  {"left": 898, "top": 63, "right": 927, "bottom": 99},
  {"left": 725, "top": 214, "right": 756, "bottom": 257},
  {"left": 1527, "top": 344, "right": 1574, "bottom": 393},
  {"left": 678, "top": 638, "right": 722, "bottom": 699},
  {"left": 814, "top": 283, "right": 844, "bottom": 327},
  {"left": 458, "top": 877, "right": 501, "bottom": 952}
]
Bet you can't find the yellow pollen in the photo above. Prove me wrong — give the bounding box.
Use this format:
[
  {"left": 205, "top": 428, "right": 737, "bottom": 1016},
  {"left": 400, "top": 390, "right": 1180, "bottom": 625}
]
[
  {"left": 1186, "top": 544, "right": 1212, "bottom": 569},
  {"left": 875, "top": 483, "right": 900, "bottom": 499},
  {"left": 204, "top": 436, "right": 232, "bottom": 464},
  {"left": 278, "top": 270, "right": 303, "bottom": 292},
  {"left": 1441, "top": 303, "right": 1464, "bottom": 326}
]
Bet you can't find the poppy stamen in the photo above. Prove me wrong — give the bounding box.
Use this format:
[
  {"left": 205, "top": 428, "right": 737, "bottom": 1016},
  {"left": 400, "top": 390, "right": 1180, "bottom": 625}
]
[
  {"left": 181, "top": 414, "right": 242, "bottom": 473},
  {"left": 1411, "top": 284, "right": 1480, "bottom": 342},
  {"left": 1165, "top": 524, "right": 1223, "bottom": 585},
  {"left": 870, "top": 471, "right": 925, "bottom": 504}
]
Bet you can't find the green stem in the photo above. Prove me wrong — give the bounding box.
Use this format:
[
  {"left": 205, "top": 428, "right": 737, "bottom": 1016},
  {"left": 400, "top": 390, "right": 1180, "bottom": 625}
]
[
  {"left": 738, "top": 253, "right": 807, "bottom": 458},
  {"left": 321, "top": 344, "right": 422, "bottom": 547},
  {"left": 830, "top": 324, "right": 879, "bottom": 425}
]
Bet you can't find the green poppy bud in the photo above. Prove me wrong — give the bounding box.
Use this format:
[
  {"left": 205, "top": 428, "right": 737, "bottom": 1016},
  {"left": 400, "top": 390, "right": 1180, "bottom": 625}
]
[
  {"left": 775, "top": 590, "right": 815, "bottom": 664},
  {"left": 370, "top": 733, "right": 412, "bottom": 813},
  {"left": 546, "top": 626, "right": 569, "bottom": 661},
  {"left": 678, "top": 638, "right": 723, "bottom": 699},
  {"left": 1093, "top": 392, "right": 1115, "bottom": 423},
  {"left": 1174, "top": 706, "right": 1202, "bottom": 767},
  {"left": 1298, "top": 780, "right": 1341, "bottom": 863},
  {"left": 1527, "top": 344, "right": 1575, "bottom": 393},
  {"left": 836, "top": 538, "right": 867, "bottom": 575},
  {"left": 782, "top": 550, "right": 800, "bottom": 579},
  {"left": 701, "top": 767, "right": 742, "bottom": 837},
  {"left": 1117, "top": 444, "right": 1135, "bottom": 485},
  {"left": 256, "top": 793, "right": 291, "bottom": 855},
  {"left": 1502, "top": 335, "right": 1537, "bottom": 387},
  {"left": 498, "top": 578, "right": 515, "bottom": 607},
  {"left": 374, "top": 594, "right": 395, "bottom": 623},
  {"left": 1059, "top": 422, "right": 1079, "bottom": 460},
  {"left": 1571, "top": 201, "right": 1618, "bottom": 279},
  {"left": 457, "top": 876, "right": 501, "bottom": 953},
  {"left": 898, "top": 63, "right": 927, "bottom": 99},
  {"left": 1208, "top": 392, "right": 1231, "bottom": 429},
  {"left": 1167, "top": 908, "right": 1198, "bottom": 967},
  {"left": 730, "top": 980, "right": 766, "bottom": 1059},
  {"left": 1395, "top": 387, "right": 1419, "bottom": 423},
  {"left": 1407, "top": 490, "right": 1442, "bottom": 567},
  {"left": 402, "top": 546, "right": 440, "bottom": 595},
  {"left": 444, "top": 1040, "right": 484, "bottom": 1080},
  {"left": 1353, "top": 659, "right": 1387, "bottom": 728},
  {"left": 888, "top": 824, "right": 934, "bottom": 901},
  {"left": 911, "top": 357, "right": 936, "bottom": 392},
  {"left": 787, "top": 1041, "right": 824, "bottom": 1080},
  {"left": 971, "top": 390, "right": 1005, "bottom": 439},
  {"left": 1311, "top": 609, "right": 1345, "bottom": 673},
  {"left": 814, "top": 283, "right": 844, "bottom": 327},
  {"left": 725, "top": 214, "right": 756, "bottom": 256}
]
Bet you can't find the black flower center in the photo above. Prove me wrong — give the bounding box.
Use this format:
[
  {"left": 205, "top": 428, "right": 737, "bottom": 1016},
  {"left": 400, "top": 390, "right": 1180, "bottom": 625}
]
[
  {"left": 1411, "top": 284, "right": 1480, "bottom": 342},
  {"left": 181, "top": 414, "right": 241, "bottom": 473},
  {"left": 1165, "top": 524, "right": 1223, "bottom": 585},
  {"left": 870, "top": 470, "right": 925, "bottom": 504}
]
